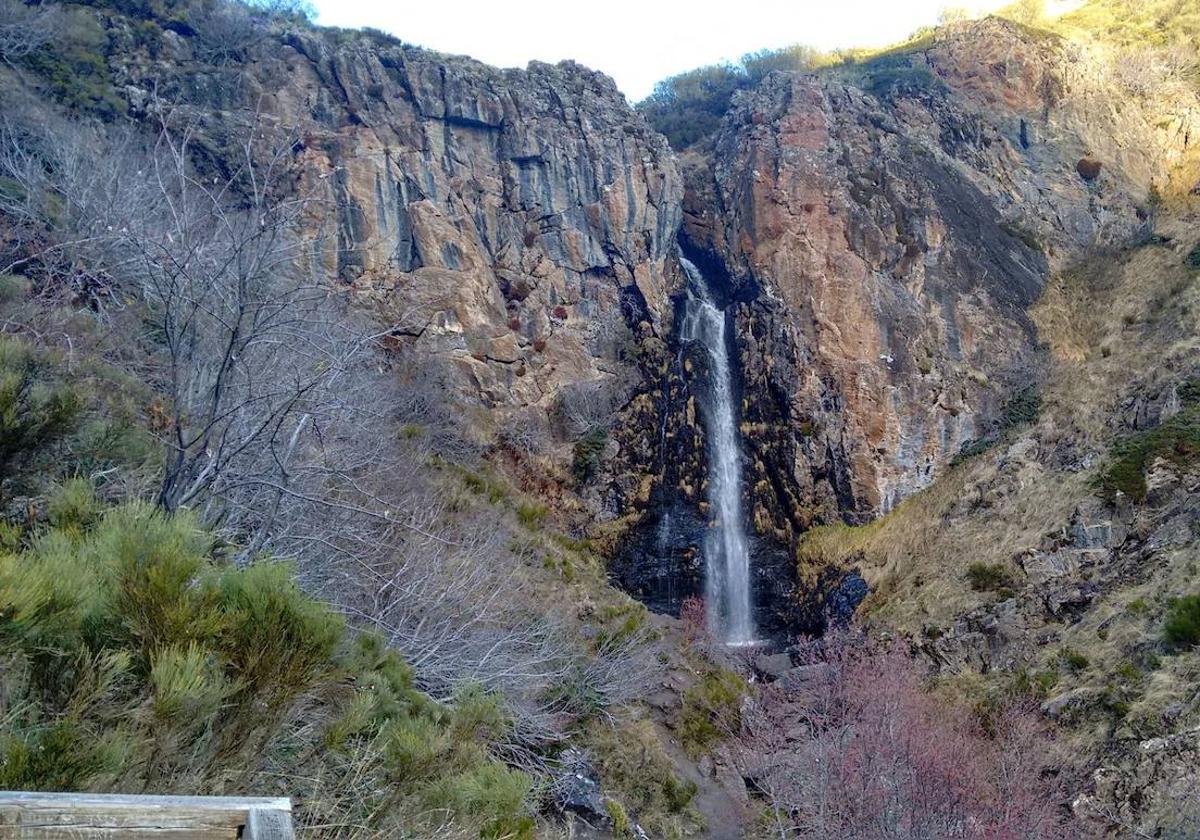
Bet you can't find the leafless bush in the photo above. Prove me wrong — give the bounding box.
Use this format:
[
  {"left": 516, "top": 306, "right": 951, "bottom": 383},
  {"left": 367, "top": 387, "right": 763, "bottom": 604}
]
[
  {"left": 0, "top": 110, "right": 149, "bottom": 308},
  {"left": 1112, "top": 44, "right": 1199, "bottom": 97},
  {"left": 496, "top": 408, "right": 551, "bottom": 456},
  {"left": 739, "top": 634, "right": 1076, "bottom": 839},
  {"left": 0, "top": 0, "right": 64, "bottom": 67},
  {"left": 184, "top": 0, "right": 315, "bottom": 66},
  {"left": 553, "top": 377, "right": 625, "bottom": 440}
]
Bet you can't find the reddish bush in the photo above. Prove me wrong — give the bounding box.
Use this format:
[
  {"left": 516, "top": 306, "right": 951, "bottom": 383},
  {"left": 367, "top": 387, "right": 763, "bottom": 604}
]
[
  {"left": 680, "top": 596, "right": 707, "bottom": 645},
  {"left": 507, "top": 316, "right": 521, "bottom": 331},
  {"left": 740, "top": 635, "right": 1075, "bottom": 839},
  {"left": 551, "top": 305, "right": 569, "bottom": 320},
  {"left": 1077, "top": 157, "right": 1102, "bottom": 182},
  {"left": 532, "top": 339, "right": 547, "bottom": 353}
]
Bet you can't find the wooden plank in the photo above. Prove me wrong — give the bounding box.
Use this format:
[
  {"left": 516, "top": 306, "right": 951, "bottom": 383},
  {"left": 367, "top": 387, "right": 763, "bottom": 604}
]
[
  {"left": 0, "top": 826, "right": 238, "bottom": 839},
  {"left": 244, "top": 807, "right": 294, "bottom": 840},
  {"left": 0, "top": 793, "right": 293, "bottom": 839},
  {"left": 0, "top": 794, "right": 291, "bottom": 813}
]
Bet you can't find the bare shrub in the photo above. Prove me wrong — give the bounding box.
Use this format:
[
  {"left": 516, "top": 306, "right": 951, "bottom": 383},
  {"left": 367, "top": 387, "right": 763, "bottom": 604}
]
[
  {"left": 739, "top": 635, "right": 1076, "bottom": 839},
  {"left": 186, "top": 0, "right": 314, "bottom": 66},
  {"left": 553, "top": 378, "right": 624, "bottom": 440},
  {"left": 0, "top": 105, "right": 655, "bottom": 779},
  {"left": 0, "top": 0, "right": 64, "bottom": 67}
]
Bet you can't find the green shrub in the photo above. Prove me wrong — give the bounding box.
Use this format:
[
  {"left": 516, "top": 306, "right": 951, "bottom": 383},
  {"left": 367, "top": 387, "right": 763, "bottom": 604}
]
[
  {"left": 1163, "top": 594, "right": 1200, "bottom": 650},
  {"left": 47, "top": 478, "right": 100, "bottom": 533},
  {"left": 0, "top": 720, "right": 129, "bottom": 791},
  {"left": 1011, "top": 667, "right": 1059, "bottom": 697},
  {"left": 0, "top": 338, "right": 82, "bottom": 476},
  {"left": 606, "top": 799, "right": 633, "bottom": 837},
  {"left": 456, "top": 466, "right": 508, "bottom": 504},
  {"left": 679, "top": 669, "right": 746, "bottom": 757},
  {"left": 0, "top": 501, "right": 535, "bottom": 835},
  {"left": 149, "top": 642, "right": 230, "bottom": 723},
  {"left": 952, "top": 387, "right": 1042, "bottom": 465},
  {"left": 1002, "top": 387, "right": 1043, "bottom": 428},
  {"left": 572, "top": 425, "right": 609, "bottom": 483},
  {"left": 584, "top": 719, "right": 701, "bottom": 837},
  {"left": 19, "top": 14, "right": 124, "bottom": 120},
  {"left": 422, "top": 763, "right": 534, "bottom": 840},
  {"left": 515, "top": 502, "right": 547, "bottom": 528},
  {"left": 0, "top": 274, "right": 29, "bottom": 305},
  {"left": 866, "top": 64, "right": 937, "bottom": 96},
  {"left": 637, "top": 64, "right": 747, "bottom": 149},
  {"left": 1096, "top": 405, "right": 1200, "bottom": 502},
  {"left": 1185, "top": 243, "right": 1200, "bottom": 270},
  {"left": 966, "top": 562, "right": 1014, "bottom": 593},
  {"left": 214, "top": 560, "right": 342, "bottom": 713},
  {"left": 1127, "top": 598, "right": 1150, "bottom": 615},
  {"left": 1060, "top": 648, "right": 1090, "bottom": 672},
  {"left": 1179, "top": 378, "right": 1200, "bottom": 406}
]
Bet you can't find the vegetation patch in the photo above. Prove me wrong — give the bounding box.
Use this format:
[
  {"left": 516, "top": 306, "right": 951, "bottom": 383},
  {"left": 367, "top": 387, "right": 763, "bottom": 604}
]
[
  {"left": 678, "top": 668, "right": 746, "bottom": 757},
  {"left": 953, "top": 386, "right": 1043, "bottom": 464},
  {"left": 584, "top": 719, "right": 701, "bottom": 839},
  {"left": 1095, "top": 403, "right": 1200, "bottom": 502},
  {"left": 0, "top": 338, "right": 81, "bottom": 477},
  {"left": 966, "top": 562, "right": 1015, "bottom": 595},
  {"left": 572, "top": 425, "right": 609, "bottom": 483},
  {"left": 1163, "top": 594, "right": 1200, "bottom": 650},
  {"left": 1186, "top": 243, "right": 1200, "bottom": 270},
  {"left": 0, "top": 493, "right": 535, "bottom": 836}
]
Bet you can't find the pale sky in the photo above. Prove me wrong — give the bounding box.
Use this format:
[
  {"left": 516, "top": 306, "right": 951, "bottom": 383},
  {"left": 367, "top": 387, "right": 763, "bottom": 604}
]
[{"left": 310, "top": 0, "right": 1014, "bottom": 102}]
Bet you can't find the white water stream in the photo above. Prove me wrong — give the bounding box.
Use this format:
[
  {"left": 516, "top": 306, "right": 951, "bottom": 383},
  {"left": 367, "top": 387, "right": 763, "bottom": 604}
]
[{"left": 679, "top": 257, "right": 756, "bottom": 646}]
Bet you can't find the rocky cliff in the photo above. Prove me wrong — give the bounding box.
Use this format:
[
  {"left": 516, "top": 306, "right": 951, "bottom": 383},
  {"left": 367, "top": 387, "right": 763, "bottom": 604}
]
[
  {"left": 106, "top": 20, "right": 683, "bottom": 445},
  {"left": 680, "top": 18, "right": 1198, "bottom": 529}
]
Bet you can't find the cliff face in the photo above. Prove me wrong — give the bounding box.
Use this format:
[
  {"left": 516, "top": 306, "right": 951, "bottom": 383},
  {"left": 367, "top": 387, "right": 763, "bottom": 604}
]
[
  {"left": 681, "top": 19, "right": 1198, "bottom": 528},
  {"left": 114, "top": 25, "right": 682, "bottom": 440},
  {"left": 98, "top": 9, "right": 1199, "bottom": 599}
]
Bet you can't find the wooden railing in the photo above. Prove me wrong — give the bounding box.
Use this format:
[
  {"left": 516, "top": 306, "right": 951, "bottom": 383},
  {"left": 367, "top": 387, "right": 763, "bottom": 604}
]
[{"left": 0, "top": 792, "right": 294, "bottom": 838}]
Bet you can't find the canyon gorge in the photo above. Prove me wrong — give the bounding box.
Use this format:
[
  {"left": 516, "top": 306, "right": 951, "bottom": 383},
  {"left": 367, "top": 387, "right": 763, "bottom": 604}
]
[{"left": 1, "top": 0, "right": 1200, "bottom": 836}]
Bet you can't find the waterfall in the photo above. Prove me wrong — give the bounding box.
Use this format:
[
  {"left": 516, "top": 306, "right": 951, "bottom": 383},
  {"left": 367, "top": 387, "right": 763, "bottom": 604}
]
[{"left": 679, "top": 257, "right": 756, "bottom": 646}]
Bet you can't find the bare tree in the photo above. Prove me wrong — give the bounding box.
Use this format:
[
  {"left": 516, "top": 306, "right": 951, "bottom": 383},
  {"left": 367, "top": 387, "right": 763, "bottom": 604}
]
[{"left": 0, "top": 0, "right": 65, "bottom": 68}]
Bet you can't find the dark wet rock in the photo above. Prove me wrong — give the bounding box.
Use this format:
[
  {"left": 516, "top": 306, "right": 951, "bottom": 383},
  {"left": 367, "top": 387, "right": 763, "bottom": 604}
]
[{"left": 554, "top": 748, "right": 607, "bottom": 823}]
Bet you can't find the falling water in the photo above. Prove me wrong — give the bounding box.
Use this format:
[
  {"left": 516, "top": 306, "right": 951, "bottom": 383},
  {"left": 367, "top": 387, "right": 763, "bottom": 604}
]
[{"left": 679, "top": 257, "right": 756, "bottom": 646}]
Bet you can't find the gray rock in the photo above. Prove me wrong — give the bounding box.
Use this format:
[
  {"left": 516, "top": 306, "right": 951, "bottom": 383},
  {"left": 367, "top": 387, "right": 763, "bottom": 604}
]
[{"left": 755, "top": 652, "right": 794, "bottom": 679}]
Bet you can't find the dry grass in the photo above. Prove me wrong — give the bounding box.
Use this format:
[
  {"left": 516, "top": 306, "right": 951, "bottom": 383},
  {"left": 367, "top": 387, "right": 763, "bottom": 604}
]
[{"left": 1051, "top": 0, "right": 1200, "bottom": 51}]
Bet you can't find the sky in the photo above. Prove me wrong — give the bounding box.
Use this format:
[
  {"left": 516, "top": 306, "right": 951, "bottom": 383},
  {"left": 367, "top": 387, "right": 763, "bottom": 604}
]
[{"left": 308, "top": 0, "right": 1015, "bottom": 102}]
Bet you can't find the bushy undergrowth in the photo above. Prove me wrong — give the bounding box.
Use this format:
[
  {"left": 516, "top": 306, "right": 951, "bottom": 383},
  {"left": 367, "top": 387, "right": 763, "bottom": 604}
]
[
  {"left": 572, "top": 425, "right": 609, "bottom": 483},
  {"left": 0, "top": 329, "right": 161, "bottom": 499},
  {"left": 584, "top": 720, "right": 700, "bottom": 839},
  {"left": 953, "top": 385, "right": 1044, "bottom": 464},
  {"left": 0, "top": 491, "right": 535, "bottom": 837},
  {"left": 966, "top": 561, "right": 1016, "bottom": 594},
  {"left": 741, "top": 636, "right": 1073, "bottom": 839}
]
